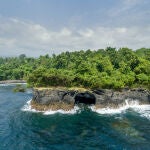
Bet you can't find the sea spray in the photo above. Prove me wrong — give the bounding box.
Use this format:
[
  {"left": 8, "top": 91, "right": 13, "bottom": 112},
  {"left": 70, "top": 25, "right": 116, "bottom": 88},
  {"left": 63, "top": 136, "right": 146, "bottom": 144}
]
[
  {"left": 90, "top": 99, "right": 139, "bottom": 114},
  {"left": 132, "top": 105, "right": 150, "bottom": 120},
  {"left": 21, "top": 99, "right": 150, "bottom": 119},
  {"left": 43, "top": 106, "right": 80, "bottom": 115},
  {"left": 90, "top": 99, "right": 150, "bottom": 119},
  {"left": 21, "top": 100, "right": 81, "bottom": 115}
]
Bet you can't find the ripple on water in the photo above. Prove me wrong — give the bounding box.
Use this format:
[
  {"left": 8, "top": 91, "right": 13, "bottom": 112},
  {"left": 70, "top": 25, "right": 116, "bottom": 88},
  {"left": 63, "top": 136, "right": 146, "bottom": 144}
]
[{"left": 0, "top": 84, "right": 150, "bottom": 150}]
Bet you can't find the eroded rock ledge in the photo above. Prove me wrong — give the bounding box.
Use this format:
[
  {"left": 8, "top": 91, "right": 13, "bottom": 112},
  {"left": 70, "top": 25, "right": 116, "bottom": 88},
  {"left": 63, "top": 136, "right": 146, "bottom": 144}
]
[{"left": 31, "top": 87, "right": 150, "bottom": 111}]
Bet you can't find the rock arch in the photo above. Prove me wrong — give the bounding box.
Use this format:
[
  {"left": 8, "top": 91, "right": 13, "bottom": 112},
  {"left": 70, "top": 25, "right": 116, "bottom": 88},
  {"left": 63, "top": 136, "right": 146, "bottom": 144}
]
[{"left": 74, "top": 92, "right": 96, "bottom": 105}]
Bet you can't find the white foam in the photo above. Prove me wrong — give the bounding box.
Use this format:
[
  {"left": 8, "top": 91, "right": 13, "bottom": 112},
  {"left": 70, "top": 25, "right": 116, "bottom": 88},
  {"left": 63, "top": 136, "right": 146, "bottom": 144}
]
[
  {"left": 90, "top": 99, "right": 138, "bottom": 114},
  {"left": 90, "top": 99, "right": 150, "bottom": 119},
  {"left": 43, "top": 106, "right": 80, "bottom": 115},
  {"left": 22, "top": 99, "right": 150, "bottom": 119},
  {"left": 21, "top": 100, "right": 80, "bottom": 115},
  {"left": 132, "top": 105, "right": 150, "bottom": 120},
  {"left": 21, "top": 100, "right": 42, "bottom": 113}
]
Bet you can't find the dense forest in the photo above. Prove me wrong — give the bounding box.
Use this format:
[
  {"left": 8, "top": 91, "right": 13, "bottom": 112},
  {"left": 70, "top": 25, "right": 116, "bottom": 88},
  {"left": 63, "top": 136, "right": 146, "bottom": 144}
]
[{"left": 0, "top": 47, "right": 150, "bottom": 89}]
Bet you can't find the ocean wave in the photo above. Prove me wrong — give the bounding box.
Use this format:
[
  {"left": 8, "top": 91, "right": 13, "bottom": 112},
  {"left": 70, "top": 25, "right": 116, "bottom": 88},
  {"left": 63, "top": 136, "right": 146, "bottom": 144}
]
[
  {"left": 21, "top": 100, "right": 80, "bottom": 115},
  {"left": 22, "top": 99, "right": 150, "bottom": 119},
  {"left": 43, "top": 106, "right": 80, "bottom": 115},
  {"left": 91, "top": 99, "right": 150, "bottom": 119},
  {"left": 90, "top": 100, "right": 139, "bottom": 114},
  {"left": 21, "top": 100, "right": 41, "bottom": 113},
  {"left": 132, "top": 105, "right": 150, "bottom": 120}
]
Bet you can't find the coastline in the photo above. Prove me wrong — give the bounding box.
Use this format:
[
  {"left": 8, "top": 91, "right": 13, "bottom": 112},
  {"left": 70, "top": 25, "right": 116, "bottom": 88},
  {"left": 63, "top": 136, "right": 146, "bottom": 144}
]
[
  {"left": 0, "top": 81, "right": 149, "bottom": 111},
  {"left": 0, "top": 80, "right": 26, "bottom": 84},
  {"left": 31, "top": 87, "right": 150, "bottom": 111}
]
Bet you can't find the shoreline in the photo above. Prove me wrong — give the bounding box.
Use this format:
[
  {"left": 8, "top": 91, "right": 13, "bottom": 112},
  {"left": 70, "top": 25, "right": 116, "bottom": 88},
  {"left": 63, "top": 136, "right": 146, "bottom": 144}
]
[
  {"left": 23, "top": 99, "right": 150, "bottom": 116},
  {"left": 31, "top": 87, "right": 150, "bottom": 111},
  {"left": 0, "top": 80, "right": 26, "bottom": 84}
]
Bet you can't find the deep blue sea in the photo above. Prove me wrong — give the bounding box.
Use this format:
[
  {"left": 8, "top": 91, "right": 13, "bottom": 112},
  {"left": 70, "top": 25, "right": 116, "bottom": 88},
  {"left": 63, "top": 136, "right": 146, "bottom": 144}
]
[{"left": 0, "top": 84, "right": 150, "bottom": 150}]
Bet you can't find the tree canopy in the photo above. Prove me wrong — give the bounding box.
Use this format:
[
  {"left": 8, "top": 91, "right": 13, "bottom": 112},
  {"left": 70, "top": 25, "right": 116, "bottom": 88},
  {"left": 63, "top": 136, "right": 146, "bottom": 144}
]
[{"left": 0, "top": 47, "right": 149, "bottom": 89}]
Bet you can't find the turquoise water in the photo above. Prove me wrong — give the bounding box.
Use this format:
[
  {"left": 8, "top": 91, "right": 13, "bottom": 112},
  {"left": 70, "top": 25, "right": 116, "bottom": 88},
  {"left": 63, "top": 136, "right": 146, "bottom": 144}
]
[{"left": 0, "top": 85, "right": 150, "bottom": 150}]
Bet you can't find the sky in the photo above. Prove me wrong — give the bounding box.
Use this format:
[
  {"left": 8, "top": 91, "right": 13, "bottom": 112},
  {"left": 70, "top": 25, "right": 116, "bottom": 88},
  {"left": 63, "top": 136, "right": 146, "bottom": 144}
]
[{"left": 0, "top": 0, "right": 150, "bottom": 57}]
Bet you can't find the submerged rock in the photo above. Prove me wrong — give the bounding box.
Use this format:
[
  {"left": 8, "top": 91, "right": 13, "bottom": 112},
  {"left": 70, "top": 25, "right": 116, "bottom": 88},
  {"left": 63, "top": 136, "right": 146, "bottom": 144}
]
[
  {"left": 13, "top": 84, "right": 26, "bottom": 92},
  {"left": 32, "top": 88, "right": 150, "bottom": 111}
]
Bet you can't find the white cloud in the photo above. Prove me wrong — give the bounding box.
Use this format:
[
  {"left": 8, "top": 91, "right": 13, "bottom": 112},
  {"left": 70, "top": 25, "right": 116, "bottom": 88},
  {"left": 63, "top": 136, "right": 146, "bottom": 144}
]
[
  {"left": 78, "top": 29, "right": 94, "bottom": 38},
  {"left": 0, "top": 17, "right": 149, "bottom": 57},
  {"left": 108, "top": 0, "right": 149, "bottom": 20}
]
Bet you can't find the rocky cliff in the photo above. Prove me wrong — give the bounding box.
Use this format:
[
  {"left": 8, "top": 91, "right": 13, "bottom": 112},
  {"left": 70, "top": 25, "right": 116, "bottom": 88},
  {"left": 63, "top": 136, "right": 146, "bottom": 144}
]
[{"left": 31, "top": 87, "right": 150, "bottom": 111}]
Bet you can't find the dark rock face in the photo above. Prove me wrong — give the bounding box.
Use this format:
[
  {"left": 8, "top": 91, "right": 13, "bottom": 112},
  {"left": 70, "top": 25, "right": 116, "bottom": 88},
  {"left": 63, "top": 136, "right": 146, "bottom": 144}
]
[
  {"left": 32, "top": 88, "right": 150, "bottom": 109},
  {"left": 74, "top": 92, "right": 96, "bottom": 105},
  {"left": 33, "top": 89, "right": 76, "bottom": 105},
  {"left": 93, "top": 89, "right": 150, "bottom": 107}
]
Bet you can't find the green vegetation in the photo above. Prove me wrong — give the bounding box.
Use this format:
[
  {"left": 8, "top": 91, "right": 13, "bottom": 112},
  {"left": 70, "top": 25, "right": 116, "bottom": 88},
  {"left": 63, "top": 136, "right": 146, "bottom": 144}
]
[{"left": 0, "top": 47, "right": 150, "bottom": 89}]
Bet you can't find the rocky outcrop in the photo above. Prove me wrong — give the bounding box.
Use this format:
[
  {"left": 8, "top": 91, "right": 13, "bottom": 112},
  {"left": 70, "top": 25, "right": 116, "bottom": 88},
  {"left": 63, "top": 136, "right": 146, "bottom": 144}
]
[
  {"left": 31, "top": 88, "right": 150, "bottom": 111},
  {"left": 32, "top": 89, "right": 76, "bottom": 110},
  {"left": 33, "top": 89, "right": 76, "bottom": 105},
  {"left": 93, "top": 88, "right": 150, "bottom": 108}
]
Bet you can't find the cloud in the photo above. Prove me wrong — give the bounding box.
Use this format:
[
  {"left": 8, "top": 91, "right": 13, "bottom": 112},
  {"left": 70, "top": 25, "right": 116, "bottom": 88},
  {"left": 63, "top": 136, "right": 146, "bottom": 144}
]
[
  {"left": 0, "top": 17, "right": 150, "bottom": 57},
  {"left": 107, "top": 0, "right": 149, "bottom": 21}
]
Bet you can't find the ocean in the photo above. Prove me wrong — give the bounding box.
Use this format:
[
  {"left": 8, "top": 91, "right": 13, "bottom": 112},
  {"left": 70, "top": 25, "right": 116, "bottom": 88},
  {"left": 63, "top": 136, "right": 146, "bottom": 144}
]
[{"left": 0, "top": 84, "right": 150, "bottom": 150}]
